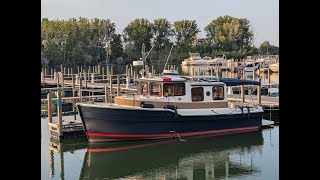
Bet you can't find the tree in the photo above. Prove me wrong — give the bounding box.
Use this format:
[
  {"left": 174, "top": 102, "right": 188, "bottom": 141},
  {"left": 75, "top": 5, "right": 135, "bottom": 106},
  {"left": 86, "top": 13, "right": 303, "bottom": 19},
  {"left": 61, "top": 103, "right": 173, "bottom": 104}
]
[
  {"left": 123, "top": 18, "right": 153, "bottom": 57},
  {"left": 152, "top": 18, "right": 174, "bottom": 48},
  {"left": 41, "top": 18, "right": 118, "bottom": 68},
  {"left": 173, "top": 20, "right": 200, "bottom": 47},
  {"left": 109, "top": 34, "right": 125, "bottom": 62},
  {"left": 205, "top": 16, "right": 254, "bottom": 52},
  {"left": 259, "top": 41, "right": 279, "bottom": 55}
]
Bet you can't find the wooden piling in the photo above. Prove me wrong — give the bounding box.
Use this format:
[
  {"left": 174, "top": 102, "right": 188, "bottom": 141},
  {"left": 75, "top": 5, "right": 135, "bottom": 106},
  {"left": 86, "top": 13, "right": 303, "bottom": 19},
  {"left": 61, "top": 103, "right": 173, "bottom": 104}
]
[
  {"left": 109, "top": 75, "right": 113, "bottom": 98},
  {"left": 259, "top": 62, "right": 262, "bottom": 78},
  {"left": 106, "top": 65, "right": 109, "bottom": 77},
  {"left": 57, "top": 72, "right": 60, "bottom": 89},
  {"left": 47, "top": 93, "right": 52, "bottom": 123},
  {"left": 102, "top": 67, "right": 105, "bottom": 79},
  {"left": 70, "top": 68, "right": 73, "bottom": 77},
  {"left": 146, "top": 65, "right": 149, "bottom": 76},
  {"left": 104, "top": 86, "right": 108, "bottom": 103},
  {"left": 216, "top": 64, "right": 219, "bottom": 77},
  {"left": 130, "top": 65, "right": 133, "bottom": 78},
  {"left": 133, "top": 70, "right": 136, "bottom": 82},
  {"left": 91, "top": 73, "right": 94, "bottom": 83},
  {"left": 125, "top": 65, "right": 128, "bottom": 76},
  {"left": 63, "top": 67, "right": 66, "bottom": 75},
  {"left": 117, "top": 75, "right": 120, "bottom": 96},
  {"left": 79, "top": 73, "right": 82, "bottom": 102},
  {"left": 253, "top": 69, "right": 255, "bottom": 80},
  {"left": 77, "top": 66, "right": 80, "bottom": 74},
  {"left": 72, "top": 75, "right": 75, "bottom": 97},
  {"left": 51, "top": 68, "right": 53, "bottom": 79},
  {"left": 88, "top": 67, "right": 91, "bottom": 83},
  {"left": 152, "top": 66, "right": 154, "bottom": 76},
  {"left": 268, "top": 67, "right": 271, "bottom": 87},
  {"left": 240, "top": 85, "right": 245, "bottom": 102},
  {"left": 44, "top": 68, "right": 47, "bottom": 77},
  {"left": 61, "top": 72, "right": 64, "bottom": 97},
  {"left": 98, "top": 65, "right": 101, "bottom": 74},
  {"left": 257, "top": 78, "right": 261, "bottom": 104},
  {"left": 41, "top": 72, "right": 44, "bottom": 83},
  {"left": 111, "top": 66, "right": 113, "bottom": 76},
  {"left": 84, "top": 71, "right": 87, "bottom": 89},
  {"left": 56, "top": 90, "right": 63, "bottom": 137}
]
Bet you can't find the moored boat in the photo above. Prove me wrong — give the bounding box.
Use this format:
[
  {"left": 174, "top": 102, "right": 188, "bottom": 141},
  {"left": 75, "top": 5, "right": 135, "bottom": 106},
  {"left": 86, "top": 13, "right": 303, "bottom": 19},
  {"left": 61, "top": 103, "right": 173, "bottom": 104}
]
[{"left": 77, "top": 74, "right": 264, "bottom": 142}]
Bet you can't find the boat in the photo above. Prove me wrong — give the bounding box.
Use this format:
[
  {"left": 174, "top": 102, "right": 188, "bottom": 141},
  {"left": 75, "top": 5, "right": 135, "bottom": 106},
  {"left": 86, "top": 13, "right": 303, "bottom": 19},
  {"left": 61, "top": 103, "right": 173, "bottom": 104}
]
[
  {"left": 244, "top": 61, "right": 260, "bottom": 72},
  {"left": 181, "top": 53, "right": 208, "bottom": 66},
  {"left": 77, "top": 72, "right": 264, "bottom": 142},
  {"left": 268, "top": 63, "right": 279, "bottom": 72}
]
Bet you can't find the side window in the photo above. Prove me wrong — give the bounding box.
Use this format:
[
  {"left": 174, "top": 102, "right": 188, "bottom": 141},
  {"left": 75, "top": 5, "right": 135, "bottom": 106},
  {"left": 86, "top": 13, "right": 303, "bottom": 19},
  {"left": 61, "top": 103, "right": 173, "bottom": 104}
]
[
  {"left": 212, "top": 86, "right": 224, "bottom": 100},
  {"left": 163, "top": 83, "right": 185, "bottom": 96},
  {"left": 150, "top": 83, "right": 162, "bottom": 96},
  {"left": 191, "top": 87, "right": 204, "bottom": 102}
]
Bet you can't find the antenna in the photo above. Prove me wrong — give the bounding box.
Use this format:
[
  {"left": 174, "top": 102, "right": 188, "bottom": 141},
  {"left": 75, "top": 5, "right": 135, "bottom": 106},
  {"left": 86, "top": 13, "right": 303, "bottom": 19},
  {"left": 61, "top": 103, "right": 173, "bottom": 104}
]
[{"left": 163, "top": 44, "right": 174, "bottom": 72}]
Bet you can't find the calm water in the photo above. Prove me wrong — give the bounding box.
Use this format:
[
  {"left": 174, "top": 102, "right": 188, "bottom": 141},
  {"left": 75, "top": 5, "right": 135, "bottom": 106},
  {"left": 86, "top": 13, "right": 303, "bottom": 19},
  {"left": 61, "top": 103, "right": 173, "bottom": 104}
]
[{"left": 41, "top": 116, "right": 279, "bottom": 180}]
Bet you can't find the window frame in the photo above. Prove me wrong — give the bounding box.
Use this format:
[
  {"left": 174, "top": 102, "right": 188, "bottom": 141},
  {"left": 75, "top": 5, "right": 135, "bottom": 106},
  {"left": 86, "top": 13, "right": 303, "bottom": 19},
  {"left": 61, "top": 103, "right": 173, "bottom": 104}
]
[
  {"left": 163, "top": 82, "right": 186, "bottom": 96},
  {"left": 212, "top": 86, "right": 224, "bottom": 100},
  {"left": 191, "top": 87, "right": 204, "bottom": 102}
]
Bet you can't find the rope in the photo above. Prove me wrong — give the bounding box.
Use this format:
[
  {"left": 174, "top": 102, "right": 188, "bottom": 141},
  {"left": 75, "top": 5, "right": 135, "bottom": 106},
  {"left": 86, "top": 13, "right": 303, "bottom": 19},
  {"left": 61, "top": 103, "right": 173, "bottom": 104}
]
[{"left": 211, "top": 108, "right": 237, "bottom": 115}]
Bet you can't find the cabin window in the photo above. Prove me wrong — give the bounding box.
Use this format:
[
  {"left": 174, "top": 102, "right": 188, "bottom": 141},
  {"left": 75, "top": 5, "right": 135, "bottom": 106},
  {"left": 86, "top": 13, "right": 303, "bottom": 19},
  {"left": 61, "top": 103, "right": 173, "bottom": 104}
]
[
  {"left": 212, "top": 86, "right": 224, "bottom": 100},
  {"left": 163, "top": 83, "right": 185, "bottom": 96},
  {"left": 191, "top": 87, "right": 204, "bottom": 102},
  {"left": 150, "top": 83, "right": 162, "bottom": 96}
]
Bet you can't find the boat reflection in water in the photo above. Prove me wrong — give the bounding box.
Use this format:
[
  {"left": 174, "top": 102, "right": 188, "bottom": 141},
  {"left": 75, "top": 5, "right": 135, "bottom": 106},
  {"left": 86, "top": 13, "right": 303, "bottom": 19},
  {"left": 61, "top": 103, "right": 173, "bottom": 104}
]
[{"left": 79, "top": 131, "right": 263, "bottom": 179}]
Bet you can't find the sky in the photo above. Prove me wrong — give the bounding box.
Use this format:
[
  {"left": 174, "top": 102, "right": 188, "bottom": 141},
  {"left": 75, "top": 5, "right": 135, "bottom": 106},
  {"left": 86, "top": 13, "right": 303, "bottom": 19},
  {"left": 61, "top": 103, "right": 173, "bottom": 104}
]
[{"left": 41, "top": 0, "right": 279, "bottom": 47}]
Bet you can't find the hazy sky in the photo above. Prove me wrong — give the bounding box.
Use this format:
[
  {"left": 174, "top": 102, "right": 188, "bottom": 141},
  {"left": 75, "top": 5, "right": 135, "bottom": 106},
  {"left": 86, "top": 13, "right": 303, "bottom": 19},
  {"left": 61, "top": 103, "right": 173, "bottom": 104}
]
[{"left": 41, "top": 0, "right": 279, "bottom": 47}]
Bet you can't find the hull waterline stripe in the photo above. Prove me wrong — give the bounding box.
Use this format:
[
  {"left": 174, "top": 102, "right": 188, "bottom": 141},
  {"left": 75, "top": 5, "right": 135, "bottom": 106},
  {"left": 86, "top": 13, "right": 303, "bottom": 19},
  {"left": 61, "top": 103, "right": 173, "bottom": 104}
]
[{"left": 86, "top": 126, "right": 259, "bottom": 138}]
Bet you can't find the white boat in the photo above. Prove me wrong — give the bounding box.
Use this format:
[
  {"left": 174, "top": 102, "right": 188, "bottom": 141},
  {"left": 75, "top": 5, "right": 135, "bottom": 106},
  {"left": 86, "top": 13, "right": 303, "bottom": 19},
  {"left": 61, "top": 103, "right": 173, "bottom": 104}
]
[
  {"left": 268, "top": 63, "right": 279, "bottom": 73},
  {"left": 244, "top": 62, "right": 260, "bottom": 72}
]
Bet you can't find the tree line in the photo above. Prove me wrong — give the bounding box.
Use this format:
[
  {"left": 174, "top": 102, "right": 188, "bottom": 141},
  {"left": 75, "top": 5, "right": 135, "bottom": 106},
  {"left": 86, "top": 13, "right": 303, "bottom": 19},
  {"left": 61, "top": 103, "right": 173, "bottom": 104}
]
[{"left": 41, "top": 16, "right": 279, "bottom": 68}]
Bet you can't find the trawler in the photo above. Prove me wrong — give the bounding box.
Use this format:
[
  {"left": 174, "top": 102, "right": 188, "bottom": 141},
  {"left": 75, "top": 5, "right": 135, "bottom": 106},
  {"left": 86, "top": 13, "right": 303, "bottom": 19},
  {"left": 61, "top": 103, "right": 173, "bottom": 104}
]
[{"left": 77, "top": 71, "right": 264, "bottom": 142}]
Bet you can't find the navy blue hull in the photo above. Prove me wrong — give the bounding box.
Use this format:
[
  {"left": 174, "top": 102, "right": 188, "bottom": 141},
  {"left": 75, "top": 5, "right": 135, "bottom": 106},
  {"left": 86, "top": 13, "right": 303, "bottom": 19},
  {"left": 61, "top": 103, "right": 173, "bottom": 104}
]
[{"left": 77, "top": 105, "right": 263, "bottom": 142}]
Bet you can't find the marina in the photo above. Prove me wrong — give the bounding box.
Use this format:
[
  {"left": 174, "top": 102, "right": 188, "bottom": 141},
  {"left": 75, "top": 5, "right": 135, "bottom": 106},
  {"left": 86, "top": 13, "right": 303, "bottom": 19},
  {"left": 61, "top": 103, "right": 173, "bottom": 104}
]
[
  {"left": 41, "top": 59, "right": 279, "bottom": 140},
  {"left": 41, "top": 115, "right": 278, "bottom": 179},
  {"left": 41, "top": 2, "right": 279, "bottom": 178}
]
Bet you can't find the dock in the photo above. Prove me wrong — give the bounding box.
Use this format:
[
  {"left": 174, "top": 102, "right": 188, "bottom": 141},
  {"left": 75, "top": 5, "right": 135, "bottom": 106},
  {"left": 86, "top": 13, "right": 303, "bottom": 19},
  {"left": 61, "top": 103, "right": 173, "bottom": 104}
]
[{"left": 42, "top": 63, "right": 279, "bottom": 140}]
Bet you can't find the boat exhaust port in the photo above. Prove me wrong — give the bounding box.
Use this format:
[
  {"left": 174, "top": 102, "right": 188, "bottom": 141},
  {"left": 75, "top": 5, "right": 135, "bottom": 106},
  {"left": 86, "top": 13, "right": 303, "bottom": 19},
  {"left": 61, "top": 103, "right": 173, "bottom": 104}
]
[{"left": 169, "top": 131, "right": 186, "bottom": 141}]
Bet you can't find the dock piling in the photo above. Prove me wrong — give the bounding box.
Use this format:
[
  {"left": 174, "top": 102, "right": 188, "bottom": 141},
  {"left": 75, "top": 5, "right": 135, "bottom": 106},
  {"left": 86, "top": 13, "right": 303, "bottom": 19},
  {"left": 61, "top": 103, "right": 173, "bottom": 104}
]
[
  {"left": 117, "top": 75, "right": 120, "bottom": 96},
  {"left": 56, "top": 90, "right": 63, "bottom": 137},
  {"left": 47, "top": 92, "right": 52, "bottom": 123},
  {"left": 240, "top": 85, "right": 245, "bottom": 102},
  {"left": 72, "top": 75, "right": 75, "bottom": 97},
  {"left": 257, "top": 79, "right": 261, "bottom": 104}
]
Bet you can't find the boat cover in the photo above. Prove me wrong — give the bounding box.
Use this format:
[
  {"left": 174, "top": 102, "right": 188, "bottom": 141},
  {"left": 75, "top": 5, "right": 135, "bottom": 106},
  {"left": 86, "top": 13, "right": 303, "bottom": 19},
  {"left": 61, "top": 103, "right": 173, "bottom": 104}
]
[{"left": 218, "top": 78, "right": 260, "bottom": 86}]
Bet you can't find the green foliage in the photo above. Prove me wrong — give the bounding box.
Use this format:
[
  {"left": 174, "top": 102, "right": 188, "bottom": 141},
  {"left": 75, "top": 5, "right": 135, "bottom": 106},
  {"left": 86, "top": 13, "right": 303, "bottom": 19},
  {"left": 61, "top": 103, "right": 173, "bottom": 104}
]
[
  {"left": 123, "top": 18, "right": 153, "bottom": 58},
  {"left": 152, "top": 18, "right": 174, "bottom": 49},
  {"left": 41, "top": 17, "right": 278, "bottom": 68},
  {"left": 41, "top": 18, "right": 121, "bottom": 68},
  {"left": 259, "top": 41, "right": 279, "bottom": 55},
  {"left": 173, "top": 20, "right": 200, "bottom": 47},
  {"left": 205, "top": 16, "right": 253, "bottom": 52}
]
